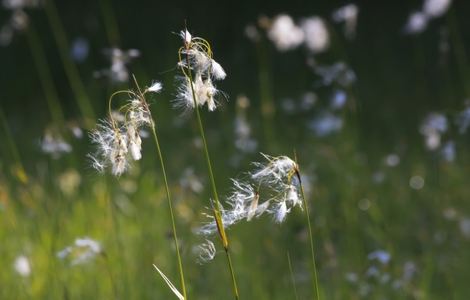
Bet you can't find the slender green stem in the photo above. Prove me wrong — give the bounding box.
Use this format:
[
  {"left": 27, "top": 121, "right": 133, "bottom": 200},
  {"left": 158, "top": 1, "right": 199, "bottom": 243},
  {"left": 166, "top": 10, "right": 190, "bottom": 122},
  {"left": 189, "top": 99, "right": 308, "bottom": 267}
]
[
  {"left": 149, "top": 122, "right": 187, "bottom": 300},
  {"left": 224, "top": 247, "right": 239, "bottom": 300},
  {"left": 448, "top": 10, "right": 470, "bottom": 98},
  {"left": 26, "top": 25, "right": 65, "bottom": 126},
  {"left": 255, "top": 39, "right": 275, "bottom": 146},
  {"left": 184, "top": 53, "right": 239, "bottom": 299},
  {"left": 45, "top": 0, "right": 95, "bottom": 124},
  {"left": 287, "top": 252, "right": 299, "bottom": 300},
  {"left": 99, "top": 0, "right": 121, "bottom": 45},
  {"left": 190, "top": 84, "right": 240, "bottom": 300},
  {"left": 297, "top": 172, "right": 321, "bottom": 300},
  {"left": 102, "top": 253, "right": 119, "bottom": 299},
  {"left": 105, "top": 176, "right": 129, "bottom": 297},
  {"left": 0, "top": 107, "right": 27, "bottom": 183}
]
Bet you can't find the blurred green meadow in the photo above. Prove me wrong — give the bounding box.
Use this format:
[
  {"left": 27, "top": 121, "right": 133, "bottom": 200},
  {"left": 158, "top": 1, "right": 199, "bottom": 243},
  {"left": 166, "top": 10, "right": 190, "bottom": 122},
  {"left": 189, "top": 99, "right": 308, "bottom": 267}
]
[{"left": 1, "top": 0, "right": 470, "bottom": 299}]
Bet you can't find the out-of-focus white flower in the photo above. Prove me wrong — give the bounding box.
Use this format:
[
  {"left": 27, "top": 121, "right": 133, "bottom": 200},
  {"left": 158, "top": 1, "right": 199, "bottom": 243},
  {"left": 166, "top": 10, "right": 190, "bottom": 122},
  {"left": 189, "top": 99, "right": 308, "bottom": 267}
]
[
  {"left": 385, "top": 153, "right": 400, "bottom": 167},
  {"left": 301, "top": 16, "right": 330, "bottom": 53},
  {"left": 71, "top": 37, "right": 89, "bottom": 63},
  {"left": 234, "top": 95, "right": 257, "bottom": 153},
  {"left": 459, "top": 217, "right": 470, "bottom": 238},
  {"left": 313, "top": 62, "right": 356, "bottom": 87},
  {"left": 41, "top": 132, "right": 72, "bottom": 158},
  {"left": 267, "top": 14, "right": 304, "bottom": 51},
  {"left": 330, "top": 89, "right": 347, "bottom": 110},
  {"left": 420, "top": 113, "right": 448, "bottom": 150},
  {"left": 409, "top": 175, "right": 425, "bottom": 190},
  {"left": 332, "top": 4, "right": 359, "bottom": 39},
  {"left": 95, "top": 48, "right": 140, "bottom": 83},
  {"left": 423, "top": 0, "right": 452, "bottom": 18},
  {"left": 2, "top": 0, "right": 40, "bottom": 10},
  {"left": 440, "top": 140, "right": 455, "bottom": 162},
  {"left": 367, "top": 250, "right": 391, "bottom": 265},
  {"left": 57, "top": 237, "right": 102, "bottom": 266},
  {"left": 179, "top": 167, "right": 204, "bottom": 193},
  {"left": 58, "top": 169, "right": 81, "bottom": 196},
  {"left": 456, "top": 107, "right": 470, "bottom": 134},
  {"left": 13, "top": 255, "right": 31, "bottom": 277},
  {"left": 308, "top": 112, "right": 343, "bottom": 137},
  {"left": 404, "top": 11, "right": 429, "bottom": 35}
]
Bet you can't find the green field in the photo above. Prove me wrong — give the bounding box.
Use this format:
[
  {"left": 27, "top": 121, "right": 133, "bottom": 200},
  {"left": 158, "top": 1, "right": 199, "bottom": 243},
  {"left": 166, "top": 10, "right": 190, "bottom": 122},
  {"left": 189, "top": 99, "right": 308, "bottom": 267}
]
[{"left": 1, "top": 1, "right": 470, "bottom": 299}]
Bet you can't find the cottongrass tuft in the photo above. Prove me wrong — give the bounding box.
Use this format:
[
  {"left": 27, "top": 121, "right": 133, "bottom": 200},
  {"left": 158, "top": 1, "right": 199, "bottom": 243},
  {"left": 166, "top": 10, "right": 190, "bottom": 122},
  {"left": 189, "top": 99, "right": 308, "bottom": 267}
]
[
  {"left": 88, "top": 81, "right": 162, "bottom": 176},
  {"left": 175, "top": 29, "right": 227, "bottom": 113},
  {"left": 198, "top": 153, "right": 304, "bottom": 239}
]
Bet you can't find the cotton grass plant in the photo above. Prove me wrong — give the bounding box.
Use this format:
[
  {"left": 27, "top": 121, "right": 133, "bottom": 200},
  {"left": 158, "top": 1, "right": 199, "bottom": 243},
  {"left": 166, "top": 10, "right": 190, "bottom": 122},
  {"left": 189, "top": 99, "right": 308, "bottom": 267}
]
[
  {"left": 88, "top": 77, "right": 187, "bottom": 299},
  {"left": 197, "top": 153, "right": 321, "bottom": 299},
  {"left": 175, "top": 29, "right": 239, "bottom": 299}
]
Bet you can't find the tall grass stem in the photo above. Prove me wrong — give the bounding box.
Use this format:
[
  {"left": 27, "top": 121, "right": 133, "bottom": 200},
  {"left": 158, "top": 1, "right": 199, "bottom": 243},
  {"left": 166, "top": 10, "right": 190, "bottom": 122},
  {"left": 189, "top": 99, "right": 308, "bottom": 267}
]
[
  {"left": 185, "top": 54, "right": 240, "bottom": 299},
  {"left": 45, "top": 0, "right": 95, "bottom": 124},
  {"left": 149, "top": 122, "right": 188, "bottom": 300}
]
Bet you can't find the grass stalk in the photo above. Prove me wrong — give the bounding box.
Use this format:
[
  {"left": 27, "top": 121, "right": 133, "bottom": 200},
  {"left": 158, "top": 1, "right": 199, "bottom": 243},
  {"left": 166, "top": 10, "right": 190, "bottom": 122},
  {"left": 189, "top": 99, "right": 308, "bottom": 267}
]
[
  {"left": 295, "top": 162, "right": 320, "bottom": 300},
  {"left": 129, "top": 75, "right": 187, "bottom": 298},
  {"left": 26, "top": 25, "right": 65, "bottom": 126},
  {"left": 99, "top": 0, "right": 121, "bottom": 45},
  {"left": 149, "top": 122, "right": 188, "bottom": 300},
  {"left": 184, "top": 55, "right": 240, "bottom": 299},
  {"left": 255, "top": 39, "right": 275, "bottom": 146},
  {"left": 0, "top": 107, "right": 28, "bottom": 183},
  {"left": 44, "top": 0, "right": 95, "bottom": 124},
  {"left": 287, "top": 251, "right": 299, "bottom": 300}
]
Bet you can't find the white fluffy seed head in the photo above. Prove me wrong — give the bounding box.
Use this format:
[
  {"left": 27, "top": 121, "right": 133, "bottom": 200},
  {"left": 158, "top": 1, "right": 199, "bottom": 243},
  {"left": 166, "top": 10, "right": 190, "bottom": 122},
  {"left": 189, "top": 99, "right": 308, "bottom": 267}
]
[
  {"left": 127, "top": 124, "right": 142, "bottom": 161},
  {"left": 251, "top": 153, "right": 298, "bottom": 186},
  {"left": 211, "top": 59, "right": 226, "bottom": 80},
  {"left": 275, "top": 201, "right": 289, "bottom": 223},
  {"left": 287, "top": 185, "right": 302, "bottom": 208},
  {"left": 110, "top": 132, "right": 128, "bottom": 176},
  {"left": 147, "top": 81, "right": 162, "bottom": 93},
  {"left": 180, "top": 29, "right": 192, "bottom": 45}
]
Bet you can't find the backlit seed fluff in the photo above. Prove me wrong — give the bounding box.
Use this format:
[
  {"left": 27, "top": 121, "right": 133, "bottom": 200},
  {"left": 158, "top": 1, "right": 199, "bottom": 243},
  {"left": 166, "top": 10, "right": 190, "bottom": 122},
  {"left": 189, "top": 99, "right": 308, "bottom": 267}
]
[
  {"left": 147, "top": 81, "right": 162, "bottom": 93},
  {"left": 127, "top": 124, "right": 142, "bottom": 161},
  {"left": 211, "top": 59, "right": 226, "bottom": 80},
  {"left": 175, "top": 29, "right": 227, "bottom": 112}
]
